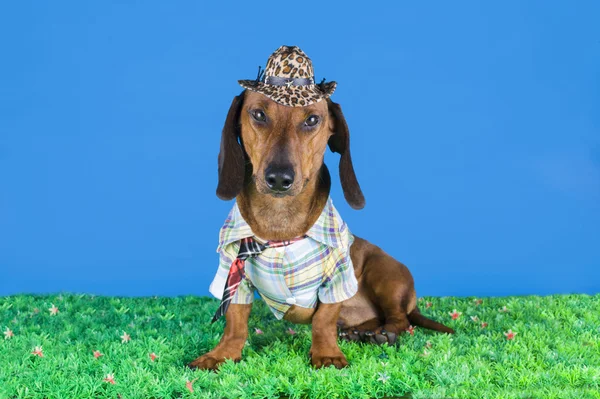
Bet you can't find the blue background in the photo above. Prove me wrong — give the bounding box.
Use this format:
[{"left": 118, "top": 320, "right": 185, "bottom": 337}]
[{"left": 1, "top": 2, "right": 599, "bottom": 298}]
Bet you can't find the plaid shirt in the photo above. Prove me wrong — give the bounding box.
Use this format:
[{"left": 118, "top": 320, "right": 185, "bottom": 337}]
[{"left": 209, "top": 197, "right": 358, "bottom": 320}]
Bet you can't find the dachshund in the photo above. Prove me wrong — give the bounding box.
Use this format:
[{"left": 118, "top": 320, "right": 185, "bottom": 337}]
[{"left": 188, "top": 89, "right": 454, "bottom": 371}]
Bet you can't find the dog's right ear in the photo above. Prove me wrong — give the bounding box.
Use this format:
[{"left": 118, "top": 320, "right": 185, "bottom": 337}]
[{"left": 216, "top": 93, "right": 246, "bottom": 200}]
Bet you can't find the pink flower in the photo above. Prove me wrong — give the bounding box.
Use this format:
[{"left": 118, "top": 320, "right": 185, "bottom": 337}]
[
  {"left": 120, "top": 331, "right": 131, "bottom": 343},
  {"left": 287, "top": 328, "right": 296, "bottom": 335},
  {"left": 31, "top": 346, "right": 44, "bottom": 357},
  {"left": 449, "top": 309, "right": 462, "bottom": 320},
  {"left": 254, "top": 328, "right": 264, "bottom": 335},
  {"left": 150, "top": 353, "right": 158, "bottom": 362},
  {"left": 504, "top": 329, "right": 517, "bottom": 340},
  {"left": 93, "top": 350, "right": 103, "bottom": 359},
  {"left": 49, "top": 304, "right": 59, "bottom": 316},
  {"left": 425, "top": 340, "right": 432, "bottom": 349},
  {"left": 3, "top": 327, "right": 14, "bottom": 340},
  {"left": 481, "top": 322, "right": 488, "bottom": 329},
  {"left": 470, "top": 316, "right": 479, "bottom": 322},
  {"left": 426, "top": 302, "right": 433, "bottom": 309},
  {"left": 186, "top": 379, "right": 197, "bottom": 393},
  {"left": 103, "top": 374, "right": 116, "bottom": 384},
  {"left": 474, "top": 299, "right": 483, "bottom": 306},
  {"left": 406, "top": 325, "right": 415, "bottom": 336},
  {"left": 499, "top": 306, "right": 509, "bottom": 313}
]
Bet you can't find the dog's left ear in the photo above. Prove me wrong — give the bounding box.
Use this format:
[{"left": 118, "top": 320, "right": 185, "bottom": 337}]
[
  {"left": 216, "top": 93, "right": 246, "bottom": 201},
  {"left": 327, "top": 99, "right": 365, "bottom": 210}
]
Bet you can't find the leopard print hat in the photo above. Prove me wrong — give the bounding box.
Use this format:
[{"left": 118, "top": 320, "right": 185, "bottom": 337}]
[{"left": 238, "top": 45, "right": 336, "bottom": 107}]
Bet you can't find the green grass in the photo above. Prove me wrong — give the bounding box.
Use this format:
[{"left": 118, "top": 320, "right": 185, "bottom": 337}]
[{"left": 1, "top": 293, "right": 599, "bottom": 399}]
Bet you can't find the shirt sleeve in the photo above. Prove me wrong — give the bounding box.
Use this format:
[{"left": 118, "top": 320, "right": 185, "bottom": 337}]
[
  {"left": 318, "top": 250, "right": 358, "bottom": 304},
  {"left": 209, "top": 242, "right": 255, "bottom": 304}
]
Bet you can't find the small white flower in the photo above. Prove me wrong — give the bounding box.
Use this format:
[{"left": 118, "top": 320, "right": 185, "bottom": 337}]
[
  {"left": 377, "top": 372, "right": 390, "bottom": 383},
  {"left": 120, "top": 331, "right": 131, "bottom": 343},
  {"left": 3, "top": 327, "right": 14, "bottom": 340},
  {"left": 31, "top": 346, "right": 43, "bottom": 357}
]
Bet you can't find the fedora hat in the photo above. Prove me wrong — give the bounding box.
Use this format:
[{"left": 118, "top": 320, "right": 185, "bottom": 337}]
[{"left": 238, "top": 45, "right": 336, "bottom": 107}]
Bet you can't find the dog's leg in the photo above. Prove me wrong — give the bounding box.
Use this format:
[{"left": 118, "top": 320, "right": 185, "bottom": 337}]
[
  {"left": 360, "top": 252, "right": 417, "bottom": 345},
  {"left": 310, "top": 302, "right": 349, "bottom": 369},
  {"left": 342, "top": 238, "right": 454, "bottom": 345},
  {"left": 365, "top": 289, "right": 412, "bottom": 345},
  {"left": 339, "top": 297, "right": 409, "bottom": 346},
  {"left": 347, "top": 239, "right": 415, "bottom": 345},
  {"left": 360, "top": 275, "right": 454, "bottom": 343},
  {"left": 188, "top": 303, "right": 252, "bottom": 371}
]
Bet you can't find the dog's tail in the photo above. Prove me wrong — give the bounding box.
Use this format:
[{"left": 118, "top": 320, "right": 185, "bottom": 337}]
[{"left": 407, "top": 307, "right": 455, "bottom": 334}]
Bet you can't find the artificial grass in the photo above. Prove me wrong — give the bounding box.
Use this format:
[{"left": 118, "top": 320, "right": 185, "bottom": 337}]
[{"left": 0, "top": 293, "right": 599, "bottom": 399}]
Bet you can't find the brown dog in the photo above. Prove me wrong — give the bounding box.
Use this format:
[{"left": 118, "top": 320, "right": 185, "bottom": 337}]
[{"left": 188, "top": 87, "right": 454, "bottom": 371}]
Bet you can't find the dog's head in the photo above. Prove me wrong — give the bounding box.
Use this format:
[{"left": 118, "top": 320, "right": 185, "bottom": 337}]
[{"left": 216, "top": 90, "right": 365, "bottom": 210}]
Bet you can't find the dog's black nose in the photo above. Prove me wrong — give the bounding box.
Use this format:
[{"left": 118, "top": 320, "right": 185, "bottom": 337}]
[{"left": 265, "top": 165, "right": 295, "bottom": 192}]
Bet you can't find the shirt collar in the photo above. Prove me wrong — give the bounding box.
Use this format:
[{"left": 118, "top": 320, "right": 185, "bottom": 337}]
[{"left": 216, "top": 197, "right": 351, "bottom": 252}]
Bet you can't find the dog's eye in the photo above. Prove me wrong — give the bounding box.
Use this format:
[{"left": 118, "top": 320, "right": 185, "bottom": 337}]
[
  {"left": 251, "top": 109, "right": 267, "bottom": 123},
  {"left": 305, "top": 115, "right": 320, "bottom": 127}
]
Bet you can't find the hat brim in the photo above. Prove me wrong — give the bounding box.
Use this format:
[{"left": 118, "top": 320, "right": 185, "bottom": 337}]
[{"left": 238, "top": 80, "right": 337, "bottom": 107}]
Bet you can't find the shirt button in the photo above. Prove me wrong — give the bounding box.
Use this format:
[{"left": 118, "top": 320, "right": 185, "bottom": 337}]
[{"left": 286, "top": 297, "right": 297, "bottom": 305}]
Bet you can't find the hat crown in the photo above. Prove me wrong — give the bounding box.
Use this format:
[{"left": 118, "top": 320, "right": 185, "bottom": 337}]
[
  {"left": 264, "top": 45, "right": 314, "bottom": 80},
  {"left": 237, "top": 45, "right": 337, "bottom": 107}
]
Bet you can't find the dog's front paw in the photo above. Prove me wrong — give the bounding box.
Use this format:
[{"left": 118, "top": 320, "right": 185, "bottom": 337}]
[
  {"left": 187, "top": 352, "right": 240, "bottom": 371},
  {"left": 309, "top": 347, "right": 349, "bottom": 369}
]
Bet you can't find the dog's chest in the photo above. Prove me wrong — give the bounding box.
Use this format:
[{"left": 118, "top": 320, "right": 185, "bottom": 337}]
[
  {"left": 244, "top": 238, "right": 331, "bottom": 310},
  {"left": 212, "top": 197, "right": 358, "bottom": 320}
]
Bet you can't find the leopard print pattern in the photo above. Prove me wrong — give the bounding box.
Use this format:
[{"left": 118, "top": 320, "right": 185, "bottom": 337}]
[
  {"left": 264, "top": 46, "right": 314, "bottom": 79},
  {"left": 238, "top": 45, "right": 337, "bottom": 107}
]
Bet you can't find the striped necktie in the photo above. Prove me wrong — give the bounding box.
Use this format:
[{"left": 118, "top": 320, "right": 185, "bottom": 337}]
[{"left": 211, "top": 235, "right": 306, "bottom": 323}]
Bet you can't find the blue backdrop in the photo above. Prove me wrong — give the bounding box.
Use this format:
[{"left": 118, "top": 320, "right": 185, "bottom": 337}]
[{"left": 1, "top": 1, "right": 599, "bottom": 298}]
